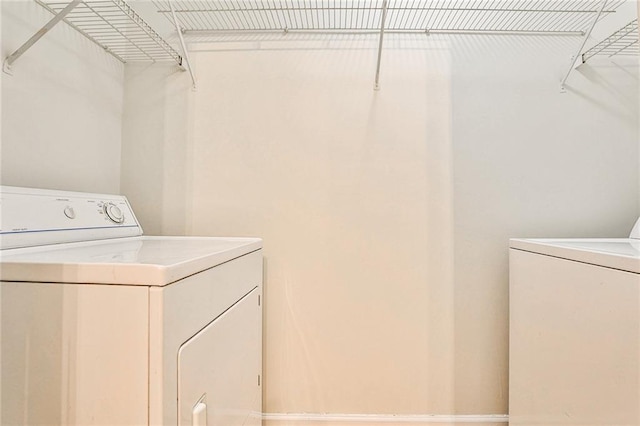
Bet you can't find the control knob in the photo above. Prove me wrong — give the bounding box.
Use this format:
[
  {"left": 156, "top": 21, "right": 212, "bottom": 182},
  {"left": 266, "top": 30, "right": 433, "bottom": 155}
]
[
  {"left": 63, "top": 206, "right": 75, "bottom": 219},
  {"left": 104, "top": 203, "right": 125, "bottom": 224}
]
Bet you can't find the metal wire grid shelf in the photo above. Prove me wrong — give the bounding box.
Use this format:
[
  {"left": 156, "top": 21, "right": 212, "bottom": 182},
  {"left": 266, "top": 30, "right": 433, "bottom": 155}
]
[
  {"left": 582, "top": 19, "right": 638, "bottom": 62},
  {"left": 35, "top": 0, "right": 182, "bottom": 64},
  {"left": 151, "top": 0, "right": 624, "bottom": 35},
  {"left": 4, "top": 0, "right": 634, "bottom": 90}
]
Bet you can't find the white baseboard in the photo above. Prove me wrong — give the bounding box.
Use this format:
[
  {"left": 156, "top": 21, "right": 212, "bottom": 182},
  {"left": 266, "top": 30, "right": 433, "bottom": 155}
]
[{"left": 263, "top": 413, "right": 508, "bottom": 426}]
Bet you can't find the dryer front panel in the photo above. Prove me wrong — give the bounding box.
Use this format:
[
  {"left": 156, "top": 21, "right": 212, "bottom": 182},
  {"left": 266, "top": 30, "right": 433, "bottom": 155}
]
[{"left": 177, "top": 287, "right": 262, "bottom": 426}]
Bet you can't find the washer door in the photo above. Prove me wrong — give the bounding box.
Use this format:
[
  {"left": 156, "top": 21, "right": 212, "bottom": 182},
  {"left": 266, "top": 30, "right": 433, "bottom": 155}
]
[{"left": 177, "top": 288, "right": 262, "bottom": 426}]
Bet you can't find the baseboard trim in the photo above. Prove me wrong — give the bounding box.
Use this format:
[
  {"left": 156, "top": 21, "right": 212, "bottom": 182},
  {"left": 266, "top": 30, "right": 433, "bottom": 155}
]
[{"left": 263, "top": 413, "right": 509, "bottom": 423}]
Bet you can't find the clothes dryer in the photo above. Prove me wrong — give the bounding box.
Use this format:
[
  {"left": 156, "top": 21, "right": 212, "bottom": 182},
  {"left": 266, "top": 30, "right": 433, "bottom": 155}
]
[{"left": 0, "top": 186, "right": 263, "bottom": 426}]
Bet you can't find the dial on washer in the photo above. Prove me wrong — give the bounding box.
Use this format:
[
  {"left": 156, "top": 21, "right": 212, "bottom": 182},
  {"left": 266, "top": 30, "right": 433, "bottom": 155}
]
[{"left": 104, "top": 203, "right": 125, "bottom": 224}]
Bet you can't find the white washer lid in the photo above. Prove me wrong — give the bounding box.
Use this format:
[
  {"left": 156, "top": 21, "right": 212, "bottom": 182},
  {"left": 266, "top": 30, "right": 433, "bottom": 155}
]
[
  {"left": 0, "top": 236, "right": 262, "bottom": 286},
  {"left": 509, "top": 238, "right": 640, "bottom": 274}
]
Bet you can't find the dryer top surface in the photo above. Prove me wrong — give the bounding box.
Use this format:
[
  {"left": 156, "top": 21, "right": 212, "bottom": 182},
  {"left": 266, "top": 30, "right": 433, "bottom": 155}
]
[{"left": 0, "top": 236, "right": 262, "bottom": 286}]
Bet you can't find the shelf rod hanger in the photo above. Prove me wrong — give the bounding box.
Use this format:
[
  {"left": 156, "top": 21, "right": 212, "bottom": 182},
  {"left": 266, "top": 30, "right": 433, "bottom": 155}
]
[
  {"left": 3, "top": 0, "right": 82, "bottom": 74},
  {"left": 560, "top": 0, "right": 607, "bottom": 92},
  {"left": 374, "top": 0, "right": 389, "bottom": 91},
  {"left": 169, "top": 0, "right": 196, "bottom": 89}
]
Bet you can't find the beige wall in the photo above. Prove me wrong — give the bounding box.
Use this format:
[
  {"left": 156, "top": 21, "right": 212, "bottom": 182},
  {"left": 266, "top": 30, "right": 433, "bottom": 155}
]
[
  {"left": 191, "top": 37, "right": 456, "bottom": 415},
  {"left": 120, "top": 63, "right": 193, "bottom": 235},
  {"left": 122, "top": 31, "right": 639, "bottom": 418}
]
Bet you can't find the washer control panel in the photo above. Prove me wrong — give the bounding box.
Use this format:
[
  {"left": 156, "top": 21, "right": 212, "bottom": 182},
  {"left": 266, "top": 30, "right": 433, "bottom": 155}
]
[{"left": 0, "top": 186, "right": 143, "bottom": 249}]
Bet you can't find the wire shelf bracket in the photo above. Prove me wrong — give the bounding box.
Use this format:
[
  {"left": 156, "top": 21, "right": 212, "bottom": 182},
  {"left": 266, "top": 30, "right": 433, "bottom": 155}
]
[
  {"left": 374, "top": 0, "right": 388, "bottom": 91},
  {"left": 169, "top": 0, "right": 196, "bottom": 89},
  {"left": 3, "top": 0, "right": 82, "bottom": 74},
  {"left": 560, "top": 0, "right": 608, "bottom": 92}
]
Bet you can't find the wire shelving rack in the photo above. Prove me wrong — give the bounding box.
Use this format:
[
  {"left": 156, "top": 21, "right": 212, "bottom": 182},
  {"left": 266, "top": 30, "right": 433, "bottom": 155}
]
[
  {"left": 151, "top": 0, "right": 624, "bottom": 35},
  {"left": 4, "top": 0, "right": 636, "bottom": 89},
  {"left": 35, "top": 0, "right": 182, "bottom": 63},
  {"left": 582, "top": 19, "right": 639, "bottom": 62}
]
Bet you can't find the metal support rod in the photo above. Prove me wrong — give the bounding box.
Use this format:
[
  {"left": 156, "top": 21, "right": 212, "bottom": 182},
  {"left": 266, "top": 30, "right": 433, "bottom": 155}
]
[
  {"left": 184, "top": 28, "right": 585, "bottom": 37},
  {"left": 374, "top": 0, "right": 389, "bottom": 91},
  {"left": 169, "top": 0, "right": 196, "bottom": 89},
  {"left": 560, "top": 0, "right": 607, "bottom": 91},
  {"left": 188, "top": 28, "right": 584, "bottom": 37},
  {"left": 3, "top": 0, "right": 82, "bottom": 73}
]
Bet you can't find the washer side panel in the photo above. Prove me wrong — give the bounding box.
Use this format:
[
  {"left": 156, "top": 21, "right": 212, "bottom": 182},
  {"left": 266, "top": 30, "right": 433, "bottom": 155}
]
[{"left": 1, "top": 282, "right": 149, "bottom": 425}]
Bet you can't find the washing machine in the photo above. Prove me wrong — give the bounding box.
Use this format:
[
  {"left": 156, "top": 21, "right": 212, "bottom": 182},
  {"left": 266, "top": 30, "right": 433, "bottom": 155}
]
[
  {"left": 509, "top": 217, "right": 640, "bottom": 426},
  {"left": 0, "top": 186, "right": 263, "bottom": 426}
]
